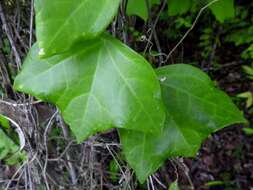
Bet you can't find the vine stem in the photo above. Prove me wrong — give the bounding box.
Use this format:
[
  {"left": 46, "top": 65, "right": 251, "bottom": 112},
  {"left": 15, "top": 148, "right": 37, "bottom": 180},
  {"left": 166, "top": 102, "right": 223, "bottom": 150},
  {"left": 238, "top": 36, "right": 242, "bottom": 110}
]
[
  {"left": 29, "top": 0, "right": 34, "bottom": 48},
  {"left": 163, "top": 0, "right": 220, "bottom": 63},
  {"left": 143, "top": 0, "right": 167, "bottom": 55}
]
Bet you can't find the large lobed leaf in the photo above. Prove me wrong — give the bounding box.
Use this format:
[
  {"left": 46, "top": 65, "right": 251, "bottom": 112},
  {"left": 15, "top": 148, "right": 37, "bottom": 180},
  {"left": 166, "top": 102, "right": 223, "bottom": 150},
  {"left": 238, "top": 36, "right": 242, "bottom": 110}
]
[
  {"left": 14, "top": 34, "right": 165, "bottom": 142},
  {"left": 35, "top": 0, "right": 121, "bottom": 57},
  {"left": 120, "top": 64, "right": 246, "bottom": 183}
]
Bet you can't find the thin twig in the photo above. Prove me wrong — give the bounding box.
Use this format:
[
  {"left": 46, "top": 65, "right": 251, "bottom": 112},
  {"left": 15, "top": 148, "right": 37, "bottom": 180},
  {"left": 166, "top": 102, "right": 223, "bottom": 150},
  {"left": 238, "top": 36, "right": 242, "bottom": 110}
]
[
  {"left": 106, "top": 144, "right": 130, "bottom": 188},
  {"left": 149, "top": 176, "right": 155, "bottom": 190},
  {"left": 144, "top": 0, "right": 167, "bottom": 54},
  {"left": 0, "top": 2, "right": 22, "bottom": 68},
  {"left": 0, "top": 99, "right": 42, "bottom": 107},
  {"left": 29, "top": 0, "right": 34, "bottom": 47},
  {"left": 175, "top": 158, "right": 195, "bottom": 190},
  {"left": 5, "top": 161, "right": 27, "bottom": 190},
  {"left": 163, "top": 0, "right": 220, "bottom": 63},
  {"left": 152, "top": 174, "right": 167, "bottom": 189},
  {"left": 48, "top": 140, "right": 74, "bottom": 161},
  {"left": 59, "top": 116, "right": 78, "bottom": 185},
  {"left": 4, "top": 152, "right": 39, "bottom": 190},
  {"left": 145, "top": 0, "right": 164, "bottom": 65},
  {"left": 43, "top": 111, "right": 58, "bottom": 190}
]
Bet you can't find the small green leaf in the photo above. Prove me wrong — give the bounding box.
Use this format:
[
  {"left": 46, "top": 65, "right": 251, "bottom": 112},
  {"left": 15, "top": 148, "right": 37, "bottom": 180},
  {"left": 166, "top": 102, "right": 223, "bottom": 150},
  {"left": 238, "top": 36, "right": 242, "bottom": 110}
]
[
  {"left": 109, "top": 159, "right": 120, "bottom": 182},
  {"left": 205, "top": 180, "right": 225, "bottom": 187},
  {"left": 0, "top": 114, "right": 10, "bottom": 129},
  {"left": 209, "top": 0, "right": 235, "bottom": 22},
  {"left": 237, "top": 91, "right": 253, "bottom": 108},
  {"left": 225, "top": 27, "right": 253, "bottom": 46},
  {"left": 242, "top": 127, "right": 253, "bottom": 136},
  {"left": 0, "top": 128, "right": 26, "bottom": 165},
  {"left": 127, "top": 0, "right": 160, "bottom": 21},
  {"left": 167, "top": 0, "right": 192, "bottom": 16},
  {"left": 242, "top": 65, "right": 253, "bottom": 79},
  {"left": 14, "top": 34, "right": 165, "bottom": 142},
  {"left": 120, "top": 64, "right": 246, "bottom": 183},
  {"left": 2, "top": 38, "right": 11, "bottom": 54},
  {"left": 35, "top": 0, "right": 121, "bottom": 57},
  {"left": 169, "top": 180, "right": 180, "bottom": 190}
]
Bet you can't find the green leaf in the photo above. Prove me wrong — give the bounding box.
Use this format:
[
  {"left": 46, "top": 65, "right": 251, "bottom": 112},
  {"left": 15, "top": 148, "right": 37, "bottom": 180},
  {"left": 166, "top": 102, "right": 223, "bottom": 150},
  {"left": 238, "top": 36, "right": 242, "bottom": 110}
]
[
  {"left": 209, "top": 0, "right": 235, "bottom": 22},
  {"left": 237, "top": 91, "right": 253, "bottom": 108},
  {"left": 0, "top": 114, "right": 10, "bottom": 129},
  {"left": 242, "top": 65, "right": 253, "bottom": 79},
  {"left": 126, "top": 0, "right": 160, "bottom": 21},
  {"left": 242, "top": 127, "right": 253, "bottom": 136},
  {"left": 169, "top": 180, "right": 180, "bottom": 190},
  {"left": 0, "top": 128, "right": 26, "bottom": 165},
  {"left": 120, "top": 64, "right": 246, "bottom": 183},
  {"left": 225, "top": 26, "right": 253, "bottom": 46},
  {"left": 109, "top": 159, "right": 120, "bottom": 182},
  {"left": 167, "top": 0, "right": 192, "bottom": 16},
  {"left": 14, "top": 34, "right": 165, "bottom": 142},
  {"left": 35, "top": 0, "right": 121, "bottom": 57},
  {"left": 205, "top": 180, "right": 225, "bottom": 187}
]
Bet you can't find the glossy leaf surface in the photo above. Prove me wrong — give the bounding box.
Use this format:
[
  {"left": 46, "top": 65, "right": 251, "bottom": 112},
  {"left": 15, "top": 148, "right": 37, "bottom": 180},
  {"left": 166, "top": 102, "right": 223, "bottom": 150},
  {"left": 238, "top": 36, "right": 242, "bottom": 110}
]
[
  {"left": 126, "top": 0, "right": 160, "bottom": 21},
  {"left": 120, "top": 64, "right": 246, "bottom": 183},
  {"left": 35, "top": 0, "right": 120, "bottom": 57},
  {"left": 14, "top": 34, "right": 165, "bottom": 142}
]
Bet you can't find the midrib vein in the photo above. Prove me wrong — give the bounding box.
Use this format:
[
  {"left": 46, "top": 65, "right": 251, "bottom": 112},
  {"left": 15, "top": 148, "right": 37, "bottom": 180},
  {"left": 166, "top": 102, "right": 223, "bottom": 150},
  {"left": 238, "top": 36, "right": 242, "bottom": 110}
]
[
  {"left": 163, "top": 83, "right": 239, "bottom": 117},
  {"left": 47, "top": 0, "right": 89, "bottom": 49},
  {"left": 104, "top": 43, "right": 157, "bottom": 129}
]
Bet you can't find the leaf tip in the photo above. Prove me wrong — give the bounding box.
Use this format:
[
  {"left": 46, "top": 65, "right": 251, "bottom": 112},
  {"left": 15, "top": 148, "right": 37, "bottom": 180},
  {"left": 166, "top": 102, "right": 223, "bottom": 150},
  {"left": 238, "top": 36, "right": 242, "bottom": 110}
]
[{"left": 137, "top": 175, "right": 147, "bottom": 184}]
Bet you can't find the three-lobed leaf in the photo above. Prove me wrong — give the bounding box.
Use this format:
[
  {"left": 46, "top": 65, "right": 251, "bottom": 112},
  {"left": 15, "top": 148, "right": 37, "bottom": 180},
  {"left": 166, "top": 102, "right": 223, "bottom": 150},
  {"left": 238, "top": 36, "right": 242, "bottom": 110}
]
[
  {"left": 120, "top": 64, "right": 246, "bottom": 183},
  {"left": 14, "top": 34, "right": 165, "bottom": 142},
  {"left": 35, "top": 0, "right": 121, "bottom": 57}
]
